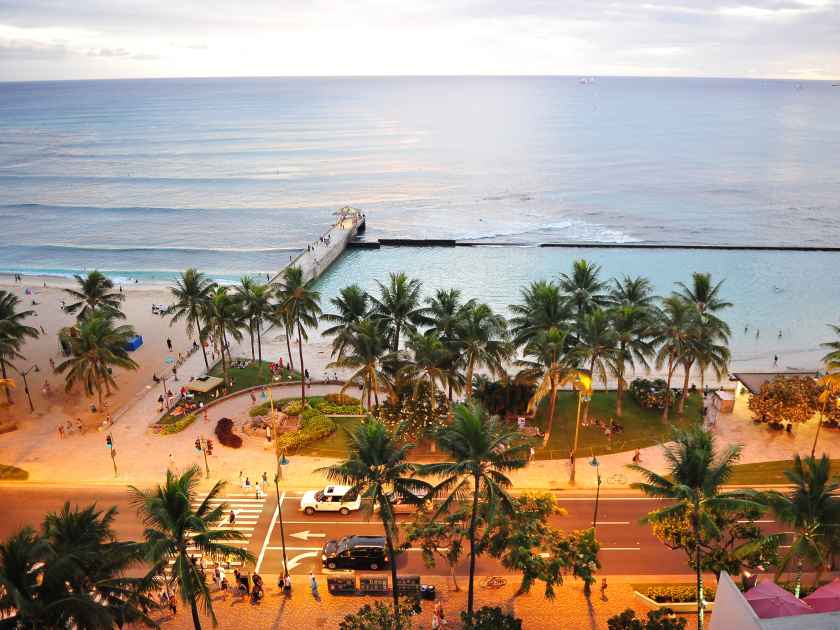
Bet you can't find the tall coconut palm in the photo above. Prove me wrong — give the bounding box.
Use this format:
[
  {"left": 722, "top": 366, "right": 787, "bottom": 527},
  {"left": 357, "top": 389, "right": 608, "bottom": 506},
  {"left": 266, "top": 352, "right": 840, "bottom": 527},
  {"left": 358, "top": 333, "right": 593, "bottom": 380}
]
[
  {"left": 401, "top": 330, "right": 452, "bottom": 412},
  {"left": 319, "top": 419, "right": 430, "bottom": 624},
  {"left": 630, "top": 426, "right": 754, "bottom": 630},
  {"left": 763, "top": 455, "right": 840, "bottom": 595},
  {"left": 321, "top": 284, "right": 370, "bottom": 359},
  {"left": 455, "top": 303, "right": 510, "bottom": 401},
  {"left": 203, "top": 286, "right": 243, "bottom": 385},
  {"left": 236, "top": 278, "right": 273, "bottom": 370},
  {"left": 508, "top": 280, "right": 568, "bottom": 347},
  {"left": 370, "top": 272, "right": 427, "bottom": 351},
  {"left": 652, "top": 296, "right": 696, "bottom": 422},
  {"left": 676, "top": 272, "right": 732, "bottom": 323},
  {"left": 63, "top": 270, "right": 126, "bottom": 320},
  {"left": 608, "top": 305, "right": 654, "bottom": 417},
  {"left": 821, "top": 324, "right": 840, "bottom": 371},
  {"left": 610, "top": 275, "right": 656, "bottom": 309},
  {"left": 677, "top": 319, "right": 731, "bottom": 415},
  {"left": 0, "top": 290, "right": 39, "bottom": 404},
  {"left": 130, "top": 466, "right": 253, "bottom": 630},
  {"left": 328, "top": 318, "right": 389, "bottom": 408},
  {"left": 515, "top": 327, "right": 572, "bottom": 446},
  {"left": 55, "top": 312, "right": 138, "bottom": 409},
  {"left": 421, "top": 402, "right": 530, "bottom": 617},
  {"left": 169, "top": 268, "right": 215, "bottom": 370},
  {"left": 426, "top": 288, "right": 474, "bottom": 342},
  {"left": 558, "top": 259, "right": 609, "bottom": 336},
  {"left": 813, "top": 373, "right": 840, "bottom": 456},
  {"left": 277, "top": 266, "right": 321, "bottom": 407}
]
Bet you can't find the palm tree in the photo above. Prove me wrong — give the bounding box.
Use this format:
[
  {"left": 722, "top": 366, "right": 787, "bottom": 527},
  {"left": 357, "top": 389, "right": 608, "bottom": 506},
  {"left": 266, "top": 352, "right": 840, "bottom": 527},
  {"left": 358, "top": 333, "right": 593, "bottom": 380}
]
[
  {"left": 421, "top": 402, "right": 530, "bottom": 617},
  {"left": 63, "top": 270, "right": 126, "bottom": 320},
  {"left": 558, "top": 259, "right": 609, "bottom": 336},
  {"left": 55, "top": 312, "right": 139, "bottom": 409},
  {"left": 813, "top": 373, "right": 840, "bottom": 456},
  {"left": 204, "top": 286, "right": 244, "bottom": 385},
  {"left": 652, "top": 296, "right": 696, "bottom": 422},
  {"left": 610, "top": 275, "right": 656, "bottom": 309},
  {"left": 236, "top": 278, "right": 273, "bottom": 370},
  {"left": 516, "top": 327, "right": 571, "bottom": 446},
  {"left": 130, "top": 466, "right": 253, "bottom": 630},
  {"left": 676, "top": 272, "right": 732, "bottom": 323},
  {"left": 821, "top": 324, "right": 840, "bottom": 371},
  {"left": 630, "top": 426, "right": 754, "bottom": 630},
  {"left": 455, "top": 303, "right": 510, "bottom": 401},
  {"left": 169, "top": 268, "right": 215, "bottom": 370},
  {"left": 677, "top": 318, "right": 731, "bottom": 415},
  {"left": 609, "top": 305, "right": 654, "bottom": 417},
  {"left": 426, "top": 288, "right": 474, "bottom": 342},
  {"left": 0, "top": 290, "right": 39, "bottom": 404},
  {"left": 277, "top": 266, "right": 321, "bottom": 407},
  {"left": 370, "top": 272, "right": 427, "bottom": 351},
  {"left": 508, "top": 280, "right": 568, "bottom": 347},
  {"left": 328, "top": 318, "right": 389, "bottom": 408},
  {"left": 319, "top": 419, "right": 430, "bottom": 623},
  {"left": 763, "top": 455, "right": 840, "bottom": 595},
  {"left": 401, "top": 330, "right": 452, "bottom": 412},
  {"left": 321, "top": 284, "right": 370, "bottom": 359}
]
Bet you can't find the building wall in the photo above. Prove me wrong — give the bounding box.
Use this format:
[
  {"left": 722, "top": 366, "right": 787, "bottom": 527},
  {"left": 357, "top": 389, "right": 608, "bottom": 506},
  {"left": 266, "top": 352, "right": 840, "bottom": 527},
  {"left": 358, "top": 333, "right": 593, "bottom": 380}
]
[{"left": 710, "top": 571, "right": 763, "bottom": 630}]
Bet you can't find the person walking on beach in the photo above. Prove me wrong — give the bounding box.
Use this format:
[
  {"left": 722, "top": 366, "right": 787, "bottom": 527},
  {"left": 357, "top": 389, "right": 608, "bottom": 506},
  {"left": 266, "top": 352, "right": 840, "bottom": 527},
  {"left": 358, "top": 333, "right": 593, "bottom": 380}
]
[
  {"left": 756, "top": 329, "right": 760, "bottom": 339},
  {"left": 632, "top": 448, "right": 641, "bottom": 465},
  {"left": 172, "top": 366, "right": 178, "bottom": 381},
  {"left": 57, "top": 425, "right": 64, "bottom": 439},
  {"left": 774, "top": 355, "right": 779, "bottom": 367},
  {"left": 166, "top": 338, "right": 172, "bottom": 351}
]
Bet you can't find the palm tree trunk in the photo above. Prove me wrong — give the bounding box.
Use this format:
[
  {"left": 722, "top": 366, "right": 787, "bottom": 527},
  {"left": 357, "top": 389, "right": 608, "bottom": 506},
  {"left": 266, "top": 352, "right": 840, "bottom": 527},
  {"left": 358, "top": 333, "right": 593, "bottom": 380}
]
[
  {"left": 465, "top": 357, "right": 475, "bottom": 401},
  {"left": 694, "top": 510, "right": 705, "bottom": 630},
  {"left": 199, "top": 331, "right": 209, "bottom": 370},
  {"left": 97, "top": 381, "right": 104, "bottom": 410},
  {"left": 256, "top": 320, "right": 263, "bottom": 367},
  {"left": 372, "top": 370, "right": 379, "bottom": 407},
  {"left": 285, "top": 326, "right": 295, "bottom": 371},
  {"left": 543, "top": 376, "right": 558, "bottom": 447},
  {"left": 662, "top": 357, "right": 675, "bottom": 423},
  {"left": 382, "top": 520, "right": 401, "bottom": 624},
  {"left": 189, "top": 598, "right": 203, "bottom": 630},
  {"left": 0, "top": 359, "right": 12, "bottom": 404},
  {"left": 394, "top": 322, "right": 401, "bottom": 352},
  {"left": 248, "top": 320, "right": 255, "bottom": 361},
  {"left": 616, "top": 373, "right": 624, "bottom": 418},
  {"left": 678, "top": 361, "right": 692, "bottom": 415},
  {"left": 297, "top": 321, "right": 306, "bottom": 408},
  {"left": 467, "top": 471, "right": 481, "bottom": 618}
]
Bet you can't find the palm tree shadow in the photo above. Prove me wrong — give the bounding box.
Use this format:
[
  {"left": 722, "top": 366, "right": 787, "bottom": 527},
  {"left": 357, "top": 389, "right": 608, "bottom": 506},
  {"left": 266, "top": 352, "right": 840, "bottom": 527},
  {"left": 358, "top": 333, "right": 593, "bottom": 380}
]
[{"left": 585, "top": 595, "right": 598, "bottom": 630}]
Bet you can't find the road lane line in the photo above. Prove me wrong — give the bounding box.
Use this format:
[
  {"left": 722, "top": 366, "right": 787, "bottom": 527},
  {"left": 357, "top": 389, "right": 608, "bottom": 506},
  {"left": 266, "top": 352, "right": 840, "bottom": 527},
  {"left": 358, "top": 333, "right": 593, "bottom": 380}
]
[
  {"left": 256, "top": 492, "right": 282, "bottom": 573},
  {"left": 601, "top": 547, "right": 641, "bottom": 551},
  {"left": 737, "top": 520, "right": 775, "bottom": 523},
  {"left": 593, "top": 521, "right": 631, "bottom": 525}
]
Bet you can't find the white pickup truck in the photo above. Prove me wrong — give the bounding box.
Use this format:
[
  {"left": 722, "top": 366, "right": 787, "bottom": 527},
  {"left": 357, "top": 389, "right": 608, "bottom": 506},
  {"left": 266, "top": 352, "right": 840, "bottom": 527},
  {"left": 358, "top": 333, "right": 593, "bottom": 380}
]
[{"left": 299, "top": 485, "right": 362, "bottom": 516}]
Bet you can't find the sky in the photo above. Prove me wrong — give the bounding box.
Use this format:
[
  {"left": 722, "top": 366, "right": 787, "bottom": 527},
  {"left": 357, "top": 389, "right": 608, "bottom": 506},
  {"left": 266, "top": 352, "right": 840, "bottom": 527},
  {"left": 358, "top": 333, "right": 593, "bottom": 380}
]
[{"left": 0, "top": 0, "right": 838, "bottom": 81}]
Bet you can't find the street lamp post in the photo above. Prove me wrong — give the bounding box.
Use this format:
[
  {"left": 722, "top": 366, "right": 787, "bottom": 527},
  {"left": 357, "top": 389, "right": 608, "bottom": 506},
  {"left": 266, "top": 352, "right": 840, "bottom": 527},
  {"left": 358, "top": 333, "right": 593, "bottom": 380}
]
[
  {"left": 195, "top": 436, "right": 210, "bottom": 477},
  {"left": 106, "top": 433, "right": 117, "bottom": 476},
  {"left": 589, "top": 455, "right": 601, "bottom": 532},
  {"left": 268, "top": 388, "right": 290, "bottom": 579},
  {"left": 20, "top": 365, "right": 39, "bottom": 412},
  {"left": 569, "top": 370, "right": 593, "bottom": 485}
]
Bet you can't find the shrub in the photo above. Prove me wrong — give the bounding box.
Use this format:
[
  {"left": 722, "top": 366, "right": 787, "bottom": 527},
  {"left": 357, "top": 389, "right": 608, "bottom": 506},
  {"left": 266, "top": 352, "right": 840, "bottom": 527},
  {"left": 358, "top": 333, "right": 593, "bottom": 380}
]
[
  {"left": 0, "top": 464, "right": 28, "bottom": 480},
  {"left": 214, "top": 417, "right": 242, "bottom": 449},
  {"left": 282, "top": 399, "right": 307, "bottom": 416},
  {"left": 325, "top": 392, "right": 361, "bottom": 406},
  {"left": 608, "top": 609, "right": 687, "bottom": 630},
  {"left": 276, "top": 414, "right": 337, "bottom": 452},
  {"left": 160, "top": 414, "right": 197, "bottom": 434},
  {"left": 641, "top": 584, "right": 714, "bottom": 603},
  {"left": 461, "top": 606, "right": 522, "bottom": 630},
  {"left": 748, "top": 376, "right": 818, "bottom": 425},
  {"left": 339, "top": 601, "right": 414, "bottom": 630},
  {"left": 629, "top": 378, "right": 673, "bottom": 410},
  {"left": 316, "top": 402, "right": 364, "bottom": 415},
  {"left": 249, "top": 401, "right": 272, "bottom": 417}
]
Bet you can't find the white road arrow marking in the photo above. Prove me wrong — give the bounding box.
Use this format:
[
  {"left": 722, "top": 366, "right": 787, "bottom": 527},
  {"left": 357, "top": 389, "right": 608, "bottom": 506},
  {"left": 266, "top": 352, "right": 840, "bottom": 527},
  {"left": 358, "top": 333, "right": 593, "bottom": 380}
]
[
  {"left": 287, "top": 551, "right": 319, "bottom": 571},
  {"left": 290, "top": 530, "right": 326, "bottom": 541}
]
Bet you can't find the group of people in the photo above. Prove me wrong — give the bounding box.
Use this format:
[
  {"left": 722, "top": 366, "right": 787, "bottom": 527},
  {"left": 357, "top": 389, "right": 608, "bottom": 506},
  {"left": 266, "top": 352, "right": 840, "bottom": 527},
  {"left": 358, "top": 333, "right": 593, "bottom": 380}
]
[{"left": 239, "top": 471, "right": 270, "bottom": 499}]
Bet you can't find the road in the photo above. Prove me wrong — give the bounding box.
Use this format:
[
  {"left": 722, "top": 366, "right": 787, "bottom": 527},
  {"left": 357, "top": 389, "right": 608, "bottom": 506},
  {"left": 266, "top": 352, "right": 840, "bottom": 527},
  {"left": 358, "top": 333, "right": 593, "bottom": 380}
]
[{"left": 0, "top": 485, "right": 785, "bottom": 579}]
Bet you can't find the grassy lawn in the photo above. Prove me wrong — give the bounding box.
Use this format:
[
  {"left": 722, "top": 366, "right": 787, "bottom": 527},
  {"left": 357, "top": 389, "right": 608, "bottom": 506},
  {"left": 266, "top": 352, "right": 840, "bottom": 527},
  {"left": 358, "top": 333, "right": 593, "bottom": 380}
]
[
  {"left": 297, "top": 416, "right": 363, "bottom": 457},
  {"left": 532, "top": 390, "right": 703, "bottom": 459},
  {"left": 0, "top": 464, "right": 28, "bottom": 480},
  {"left": 727, "top": 459, "right": 840, "bottom": 486}
]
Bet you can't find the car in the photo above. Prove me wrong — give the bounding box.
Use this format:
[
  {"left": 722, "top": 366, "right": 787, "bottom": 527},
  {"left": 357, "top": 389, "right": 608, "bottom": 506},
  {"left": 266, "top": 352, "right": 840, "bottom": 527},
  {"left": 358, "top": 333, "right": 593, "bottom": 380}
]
[
  {"left": 373, "top": 489, "right": 432, "bottom": 515},
  {"left": 299, "top": 485, "right": 361, "bottom": 516},
  {"left": 322, "top": 535, "right": 389, "bottom": 570}
]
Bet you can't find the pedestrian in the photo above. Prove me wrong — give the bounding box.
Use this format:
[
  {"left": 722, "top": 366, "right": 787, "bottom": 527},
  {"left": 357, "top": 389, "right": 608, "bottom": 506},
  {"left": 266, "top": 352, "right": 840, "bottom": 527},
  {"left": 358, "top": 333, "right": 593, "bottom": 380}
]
[
  {"left": 774, "top": 355, "right": 779, "bottom": 367},
  {"left": 600, "top": 577, "right": 608, "bottom": 601},
  {"left": 166, "top": 338, "right": 172, "bottom": 351},
  {"left": 244, "top": 476, "right": 251, "bottom": 489},
  {"left": 172, "top": 366, "right": 178, "bottom": 381},
  {"left": 304, "top": 368, "right": 310, "bottom": 381},
  {"left": 57, "top": 424, "right": 64, "bottom": 439},
  {"left": 49, "top": 357, "right": 54, "bottom": 370},
  {"left": 168, "top": 452, "right": 175, "bottom": 468},
  {"left": 265, "top": 424, "right": 271, "bottom": 442},
  {"left": 250, "top": 390, "right": 256, "bottom": 404},
  {"left": 529, "top": 446, "right": 535, "bottom": 462},
  {"left": 239, "top": 470, "right": 245, "bottom": 487},
  {"left": 632, "top": 448, "right": 641, "bottom": 465},
  {"left": 778, "top": 329, "right": 783, "bottom": 339},
  {"left": 105, "top": 413, "right": 112, "bottom": 427},
  {"left": 262, "top": 471, "right": 268, "bottom": 486},
  {"left": 744, "top": 324, "right": 748, "bottom": 334},
  {"left": 309, "top": 572, "right": 320, "bottom": 600},
  {"left": 756, "top": 328, "right": 760, "bottom": 339},
  {"left": 283, "top": 573, "right": 292, "bottom": 594},
  {"left": 229, "top": 510, "right": 236, "bottom": 525}
]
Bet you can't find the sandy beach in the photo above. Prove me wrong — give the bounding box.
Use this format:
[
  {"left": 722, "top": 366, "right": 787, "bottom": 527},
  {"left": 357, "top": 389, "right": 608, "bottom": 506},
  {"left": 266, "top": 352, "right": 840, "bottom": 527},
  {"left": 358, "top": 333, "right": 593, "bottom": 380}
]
[{"left": 0, "top": 274, "right": 194, "bottom": 430}]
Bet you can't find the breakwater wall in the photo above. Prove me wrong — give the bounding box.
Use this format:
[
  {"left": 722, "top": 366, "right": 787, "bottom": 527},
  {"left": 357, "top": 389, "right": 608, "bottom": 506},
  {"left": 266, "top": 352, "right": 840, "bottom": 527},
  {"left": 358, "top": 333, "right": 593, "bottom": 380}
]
[{"left": 348, "top": 239, "right": 840, "bottom": 252}]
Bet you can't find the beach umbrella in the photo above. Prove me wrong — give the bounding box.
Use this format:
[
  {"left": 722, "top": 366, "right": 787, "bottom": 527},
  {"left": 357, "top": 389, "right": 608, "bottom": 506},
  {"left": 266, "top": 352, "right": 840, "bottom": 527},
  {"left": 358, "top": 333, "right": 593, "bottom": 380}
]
[
  {"left": 165, "top": 356, "right": 175, "bottom": 364},
  {"left": 804, "top": 578, "right": 840, "bottom": 613},
  {"left": 744, "top": 580, "right": 814, "bottom": 618}
]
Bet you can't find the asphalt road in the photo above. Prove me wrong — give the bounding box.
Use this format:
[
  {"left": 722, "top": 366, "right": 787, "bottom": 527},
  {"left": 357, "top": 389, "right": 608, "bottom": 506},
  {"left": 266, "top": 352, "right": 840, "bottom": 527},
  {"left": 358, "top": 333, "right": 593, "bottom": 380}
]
[{"left": 0, "top": 485, "right": 785, "bottom": 579}]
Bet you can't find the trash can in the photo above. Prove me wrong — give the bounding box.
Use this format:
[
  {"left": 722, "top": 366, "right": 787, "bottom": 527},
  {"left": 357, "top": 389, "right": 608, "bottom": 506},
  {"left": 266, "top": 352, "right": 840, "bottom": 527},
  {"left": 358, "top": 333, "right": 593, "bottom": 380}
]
[{"left": 420, "top": 584, "right": 436, "bottom": 600}]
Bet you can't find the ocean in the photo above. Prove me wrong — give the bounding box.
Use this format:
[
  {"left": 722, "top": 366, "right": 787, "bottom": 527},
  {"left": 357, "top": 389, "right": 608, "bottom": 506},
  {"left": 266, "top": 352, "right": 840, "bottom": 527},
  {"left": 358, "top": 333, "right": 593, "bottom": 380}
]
[{"left": 1, "top": 76, "right": 839, "bottom": 282}]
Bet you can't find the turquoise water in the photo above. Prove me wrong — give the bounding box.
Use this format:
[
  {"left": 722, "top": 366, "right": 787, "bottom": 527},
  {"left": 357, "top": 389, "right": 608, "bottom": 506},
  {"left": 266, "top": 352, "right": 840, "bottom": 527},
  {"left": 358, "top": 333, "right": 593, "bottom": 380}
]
[
  {"left": 315, "top": 246, "right": 840, "bottom": 370},
  {"left": 1, "top": 77, "right": 840, "bottom": 280}
]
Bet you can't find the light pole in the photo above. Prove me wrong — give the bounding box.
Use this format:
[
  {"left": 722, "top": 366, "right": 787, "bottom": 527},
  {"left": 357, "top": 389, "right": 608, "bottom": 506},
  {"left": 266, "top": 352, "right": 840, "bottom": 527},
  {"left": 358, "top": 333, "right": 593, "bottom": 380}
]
[
  {"left": 269, "top": 388, "right": 290, "bottom": 579},
  {"left": 195, "top": 436, "right": 210, "bottom": 477},
  {"left": 589, "top": 454, "right": 601, "bottom": 532},
  {"left": 106, "top": 433, "right": 117, "bottom": 476},
  {"left": 569, "top": 370, "right": 593, "bottom": 485},
  {"left": 19, "top": 364, "right": 39, "bottom": 412}
]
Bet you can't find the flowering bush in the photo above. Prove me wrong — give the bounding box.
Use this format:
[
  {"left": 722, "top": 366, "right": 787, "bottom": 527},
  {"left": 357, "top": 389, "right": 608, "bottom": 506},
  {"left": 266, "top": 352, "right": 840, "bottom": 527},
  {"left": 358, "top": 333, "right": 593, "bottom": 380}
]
[
  {"left": 641, "top": 584, "right": 715, "bottom": 603},
  {"left": 282, "top": 399, "right": 307, "bottom": 416},
  {"left": 748, "top": 376, "right": 817, "bottom": 426},
  {"left": 324, "top": 392, "right": 361, "bottom": 406},
  {"left": 275, "top": 414, "right": 336, "bottom": 452},
  {"left": 214, "top": 417, "right": 242, "bottom": 449},
  {"left": 629, "top": 378, "right": 673, "bottom": 410},
  {"left": 373, "top": 392, "right": 449, "bottom": 439},
  {"left": 160, "top": 414, "right": 196, "bottom": 435}
]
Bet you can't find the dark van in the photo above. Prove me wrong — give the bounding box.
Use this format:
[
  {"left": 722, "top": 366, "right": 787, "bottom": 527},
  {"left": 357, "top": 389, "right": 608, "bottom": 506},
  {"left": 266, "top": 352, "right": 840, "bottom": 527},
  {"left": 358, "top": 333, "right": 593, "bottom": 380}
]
[{"left": 321, "top": 535, "right": 389, "bottom": 570}]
